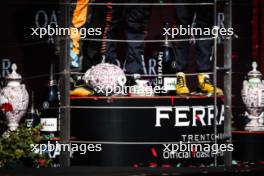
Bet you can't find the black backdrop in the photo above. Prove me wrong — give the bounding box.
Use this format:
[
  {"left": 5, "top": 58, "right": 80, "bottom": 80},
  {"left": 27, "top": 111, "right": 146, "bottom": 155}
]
[{"left": 1, "top": 0, "right": 256, "bottom": 129}]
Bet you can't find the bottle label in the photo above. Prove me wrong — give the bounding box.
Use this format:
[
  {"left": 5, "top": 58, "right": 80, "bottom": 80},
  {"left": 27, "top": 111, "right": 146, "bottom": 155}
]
[
  {"left": 26, "top": 119, "right": 33, "bottom": 128},
  {"left": 40, "top": 118, "right": 57, "bottom": 132},
  {"left": 157, "top": 51, "right": 164, "bottom": 88},
  {"left": 164, "top": 77, "right": 177, "bottom": 91}
]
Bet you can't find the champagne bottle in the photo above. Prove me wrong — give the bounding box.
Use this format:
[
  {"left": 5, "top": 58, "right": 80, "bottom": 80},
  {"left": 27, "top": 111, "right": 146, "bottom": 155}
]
[
  {"left": 25, "top": 91, "right": 39, "bottom": 128},
  {"left": 156, "top": 22, "right": 177, "bottom": 95},
  {"left": 40, "top": 64, "right": 60, "bottom": 140}
]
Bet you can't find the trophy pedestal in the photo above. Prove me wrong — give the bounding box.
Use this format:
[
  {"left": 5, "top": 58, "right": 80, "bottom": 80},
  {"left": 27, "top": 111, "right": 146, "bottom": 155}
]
[
  {"left": 245, "top": 125, "right": 264, "bottom": 131},
  {"left": 244, "top": 113, "right": 264, "bottom": 131}
]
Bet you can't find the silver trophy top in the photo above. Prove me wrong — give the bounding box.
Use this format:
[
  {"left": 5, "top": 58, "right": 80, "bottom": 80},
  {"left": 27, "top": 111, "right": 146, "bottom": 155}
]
[
  {"left": 6, "top": 64, "right": 22, "bottom": 81},
  {"left": 248, "top": 61, "right": 262, "bottom": 79}
]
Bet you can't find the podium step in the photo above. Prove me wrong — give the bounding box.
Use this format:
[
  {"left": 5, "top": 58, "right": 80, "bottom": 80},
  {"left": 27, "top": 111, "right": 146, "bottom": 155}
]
[{"left": 70, "top": 96, "right": 225, "bottom": 166}]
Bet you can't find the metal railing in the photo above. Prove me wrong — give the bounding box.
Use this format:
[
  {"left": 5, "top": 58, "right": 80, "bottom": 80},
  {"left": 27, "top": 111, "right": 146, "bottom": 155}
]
[{"left": 58, "top": 0, "right": 233, "bottom": 167}]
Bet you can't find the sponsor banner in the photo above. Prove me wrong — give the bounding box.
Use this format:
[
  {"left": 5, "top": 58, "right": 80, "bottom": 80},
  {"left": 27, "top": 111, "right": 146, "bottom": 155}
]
[{"left": 71, "top": 97, "right": 225, "bottom": 165}]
